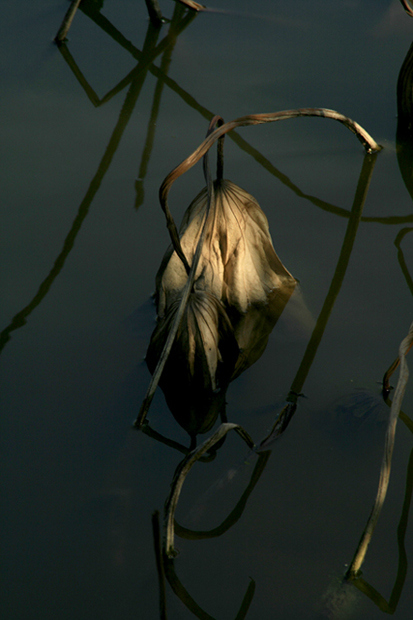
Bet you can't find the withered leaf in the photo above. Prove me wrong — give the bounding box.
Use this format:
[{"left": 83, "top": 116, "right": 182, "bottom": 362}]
[{"left": 156, "top": 179, "right": 296, "bottom": 318}]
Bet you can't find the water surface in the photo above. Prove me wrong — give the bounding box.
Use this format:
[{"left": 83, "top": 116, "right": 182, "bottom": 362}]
[{"left": 1, "top": 1, "right": 412, "bottom": 619}]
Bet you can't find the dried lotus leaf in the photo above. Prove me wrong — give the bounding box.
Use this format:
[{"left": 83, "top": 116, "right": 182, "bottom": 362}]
[
  {"left": 156, "top": 179, "right": 296, "bottom": 318},
  {"left": 137, "top": 109, "right": 381, "bottom": 431},
  {"left": 231, "top": 283, "right": 296, "bottom": 379}
]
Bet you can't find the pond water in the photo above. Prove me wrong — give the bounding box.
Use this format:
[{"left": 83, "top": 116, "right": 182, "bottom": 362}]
[{"left": 1, "top": 1, "right": 413, "bottom": 619}]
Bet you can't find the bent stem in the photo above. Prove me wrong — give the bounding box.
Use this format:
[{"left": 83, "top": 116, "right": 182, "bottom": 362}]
[
  {"left": 174, "top": 450, "right": 270, "bottom": 540},
  {"left": 164, "top": 423, "right": 254, "bottom": 557},
  {"left": 350, "top": 447, "right": 413, "bottom": 613},
  {"left": 346, "top": 322, "right": 413, "bottom": 579},
  {"left": 177, "top": 0, "right": 207, "bottom": 10},
  {"left": 159, "top": 108, "right": 381, "bottom": 270},
  {"left": 383, "top": 336, "right": 413, "bottom": 395},
  {"left": 400, "top": 0, "right": 413, "bottom": 17},
  {"left": 383, "top": 229, "right": 413, "bottom": 393},
  {"left": 160, "top": 108, "right": 381, "bottom": 216}
]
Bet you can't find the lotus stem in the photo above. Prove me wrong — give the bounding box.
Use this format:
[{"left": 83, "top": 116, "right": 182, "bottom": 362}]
[
  {"left": 135, "top": 123, "right": 216, "bottom": 428},
  {"left": 144, "top": 0, "right": 163, "bottom": 26},
  {"left": 152, "top": 511, "right": 167, "bottom": 620},
  {"left": 159, "top": 109, "right": 381, "bottom": 261},
  {"left": 54, "top": 0, "right": 82, "bottom": 43},
  {"left": 400, "top": 0, "right": 413, "bottom": 17},
  {"left": 346, "top": 322, "right": 413, "bottom": 579},
  {"left": 164, "top": 423, "right": 255, "bottom": 557},
  {"left": 160, "top": 108, "right": 382, "bottom": 215},
  {"left": 383, "top": 325, "right": 413, "bottom": 394},
  {"left": 177, "top": 0, "right": 206, "bottom": 10},
  {"left": 206, "top": 115, "right": 225, "bottom": 180},
  {"left": 174, "top": 450, "right": 270, "bottom": 540}
]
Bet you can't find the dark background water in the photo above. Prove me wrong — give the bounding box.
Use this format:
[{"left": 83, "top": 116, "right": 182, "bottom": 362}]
[{"left": 1, "top": 1, "right": 413, "bottom": 619}]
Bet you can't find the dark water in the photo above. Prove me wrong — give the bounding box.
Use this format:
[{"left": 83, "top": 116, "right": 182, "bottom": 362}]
[{"left": 1, "top": 1, "right": 412, "bottom": 619}]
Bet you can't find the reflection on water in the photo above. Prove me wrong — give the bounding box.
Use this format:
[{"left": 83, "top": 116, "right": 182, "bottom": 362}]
[
  {"left": 1, "top": 2, "right": 413, "bottom": 620},
  {"left": 0, "top": 3, "right": 193, "bottom": 354}
]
